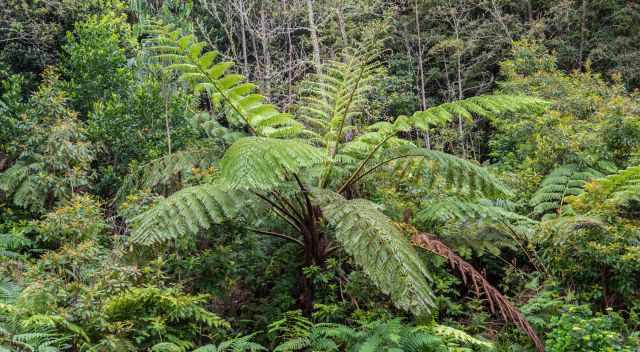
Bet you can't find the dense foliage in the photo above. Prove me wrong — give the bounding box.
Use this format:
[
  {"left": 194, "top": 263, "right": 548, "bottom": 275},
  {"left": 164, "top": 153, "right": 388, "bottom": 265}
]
[{"left": 2, "top": 1, "right": 640, "bottom": 351}]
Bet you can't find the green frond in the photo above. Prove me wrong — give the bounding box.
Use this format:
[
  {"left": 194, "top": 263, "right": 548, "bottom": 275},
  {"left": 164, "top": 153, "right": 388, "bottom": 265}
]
[
  {"left": 116, "top": 146, "right": 219, "bottom": 204},
  {"left": 574, "top": 164, "right": 640, "bottom": 212},
  {"left": 273, "top": 337, "right": 312, "bottom": 352},
  {"left": 144, "top": 22, "right": 303, "bottom": 137},
  {"left": 360, "top": 145, "right": 511, "bottom": 197},
  {"left": 315, "top": 190, "right": 435, "bottom": 316},
  {"left": 0, "top": 279, "right": 20, "bottom": 304},
  {"left": 417, "top": 197, "right": 535, "bottom": 227},
  {"left": 103, "top": 287, "right": 229, "bottom": 329},
  {"left": 411, "top": 95, "right": 548, "bottom": 130},
  {"left": 129, "top": 184, "right": 246, "bottom": 245},
  {"left": 530, "top": 164, "right": 604, "bottom": 216},
  {"left": 220, "top": 137, "right": 324, "bottom": 190},
  {"left": 296, "top": 48, "right": 382, "bottom": 144},
  {"left": 192, "top": 334, "right": 266, "bottom": 352},
  {"left": 151, "top": 342, "right": 183, "bottom": 352},
  {"left": 430, "top": 324, "right": 495, "bottom": 350}
]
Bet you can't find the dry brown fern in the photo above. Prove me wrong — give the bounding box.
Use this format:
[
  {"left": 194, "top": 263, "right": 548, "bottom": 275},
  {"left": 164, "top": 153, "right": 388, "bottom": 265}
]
[{"left": 411, "top": 232, "right": 544, "bottom": 352}]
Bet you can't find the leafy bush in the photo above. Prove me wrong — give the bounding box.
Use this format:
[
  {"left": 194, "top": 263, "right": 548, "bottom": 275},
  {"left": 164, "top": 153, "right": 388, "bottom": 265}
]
[
  {"left": 34, "top": 194, "right": 109, "bottom": 245},
  {"left": 545, "top": 305, "right": 639, "bottom": 352}
]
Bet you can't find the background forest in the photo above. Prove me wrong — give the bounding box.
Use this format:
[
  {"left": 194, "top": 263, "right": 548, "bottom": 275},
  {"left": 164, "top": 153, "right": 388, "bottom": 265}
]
[{"left": 1, "top": 0, "right": 640, "bottom": 351}]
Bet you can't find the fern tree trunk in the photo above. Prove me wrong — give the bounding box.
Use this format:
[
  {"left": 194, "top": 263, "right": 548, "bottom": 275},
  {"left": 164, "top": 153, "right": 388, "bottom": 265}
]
[{"left": 298, "top": 201, "right": 328, "bottom": 316}]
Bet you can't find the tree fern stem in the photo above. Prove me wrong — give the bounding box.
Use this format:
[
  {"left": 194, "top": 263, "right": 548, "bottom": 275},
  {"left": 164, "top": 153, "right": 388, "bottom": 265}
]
[
  {"left": 271, "top": 191, "right": 305, "bottom": 224},
  {"left": 337, "top": 133, "right": 395, "bottom": 194},
  {"left": 247, "top": 228, "right": 303, "bottom": 246},
  {"left": 345, "top": 154, "right": 413, "bottom": 187},
  {"left": 254, "top": 192, "right": 304, "bottom": 233}
]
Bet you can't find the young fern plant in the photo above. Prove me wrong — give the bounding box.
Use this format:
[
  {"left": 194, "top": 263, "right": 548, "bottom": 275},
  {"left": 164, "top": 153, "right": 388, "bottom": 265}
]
[{"left": 129, "top": 22, "right": 548, "bottom": 350}]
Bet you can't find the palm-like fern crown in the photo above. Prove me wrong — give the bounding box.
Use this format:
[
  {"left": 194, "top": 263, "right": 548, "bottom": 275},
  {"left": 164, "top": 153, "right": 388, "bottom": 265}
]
[{"left": 129, "top": 22, "right": 548, "bottom": 327}]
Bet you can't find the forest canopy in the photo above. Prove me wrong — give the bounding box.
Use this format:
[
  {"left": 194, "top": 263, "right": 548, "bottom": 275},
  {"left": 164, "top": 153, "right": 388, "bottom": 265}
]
[{"left": 1, "top": 0, "right": 640, "bottom": 351}]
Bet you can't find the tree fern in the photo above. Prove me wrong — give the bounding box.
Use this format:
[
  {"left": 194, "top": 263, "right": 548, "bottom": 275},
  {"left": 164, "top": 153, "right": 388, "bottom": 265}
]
[
  {"left": 129, "top": 24, "right": 546, "bottom": 340},
  {"left": 143, "top": 22, "right": 304, "bottom": 138},
  {"left": 315, "top": 190, "right": 435, "bottom": 315},
  {"left": 530, "top": 164, "right": 604, "bottom": 218}
]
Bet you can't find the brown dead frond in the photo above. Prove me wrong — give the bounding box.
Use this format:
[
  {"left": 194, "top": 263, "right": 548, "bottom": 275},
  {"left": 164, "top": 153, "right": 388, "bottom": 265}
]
[{"left": 412, "top": 232, "right": 544, "bottom": 352}]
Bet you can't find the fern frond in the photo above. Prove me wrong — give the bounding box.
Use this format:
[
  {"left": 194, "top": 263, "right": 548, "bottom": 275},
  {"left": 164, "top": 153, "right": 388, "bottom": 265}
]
[
  {"left": 530, "top": 164, "right": 604, "bottom": 217},
  {"left": 573, "top": 164, "right": 640, "bottom": 214},
  {"left": 220, "top": 137, "right": 324, "bottom": 190},
  {"left": 411, "top": 95, "right": 548, "bottom": 130},
  {"left": 429, "top": 324, "right": 495, "bottom": 350},
  {"left": 273, "top": 337, "right": 312, "bottom": 352},
  {"left": 349, "top": 144, "right": 511, "bottom": 197},
  {"left": 315, "top": 190, "right": 435, "bottom": 315},
  {"left": 151, "top": 342, "right": 183, "bottom": 352},
  {"left": 417, "top": 197, "right": 535, "bottom": 227},
  {"left": 0, "top": 279, "right": 19, "bottom": 304},
  {"left": 412, "top": 233, "right": 544, "bottom": 352},
  {"left": 129, "top": 184, "right": 247, "bottom": 245},
  {"left": 144, "top": 22, "right": 304, "bottom": 137},
  {"left": 116, "top": 146, "right": 219, "bottom": 203},
  {"left": 296, "top": 48, "right": 381, "bottom": 143}
]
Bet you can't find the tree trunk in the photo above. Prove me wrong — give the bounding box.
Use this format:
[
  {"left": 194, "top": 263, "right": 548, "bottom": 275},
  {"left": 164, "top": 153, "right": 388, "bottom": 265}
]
[
  {"left": 237, "top": 0, "right": 250, "bottom": 77},
  {"left": 413, "top": 0, "right": 430, "bottom": 149},
  {"left": 578, "top": 0, "right": 588, "bottom": 70},
  {"left": 306, "top": 0, "right": 322, "bottom": 72},
  {"left": 259, "top": 6, "right": 272, "bottom": 95}
]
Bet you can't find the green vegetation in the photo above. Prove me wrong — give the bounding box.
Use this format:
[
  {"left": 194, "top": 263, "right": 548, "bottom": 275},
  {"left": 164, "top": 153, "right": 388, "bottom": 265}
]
[{"left": 2, "top": 1, "right": 640, "bottom": 351}]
